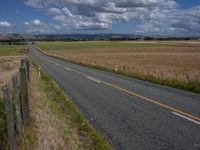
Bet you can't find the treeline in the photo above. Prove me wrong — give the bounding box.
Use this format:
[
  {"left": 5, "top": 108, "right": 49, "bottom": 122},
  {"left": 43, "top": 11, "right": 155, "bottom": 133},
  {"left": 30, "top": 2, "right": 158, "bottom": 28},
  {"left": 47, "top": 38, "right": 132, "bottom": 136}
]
[
  {"left": 143, "top": 37, "right": 200, "bottom": 41},
  {"left": 0, "top": 36, "right": 199, "bottom": 43},
  {"left": 0, "top": 42, "right": 27, "bottom": 45}
]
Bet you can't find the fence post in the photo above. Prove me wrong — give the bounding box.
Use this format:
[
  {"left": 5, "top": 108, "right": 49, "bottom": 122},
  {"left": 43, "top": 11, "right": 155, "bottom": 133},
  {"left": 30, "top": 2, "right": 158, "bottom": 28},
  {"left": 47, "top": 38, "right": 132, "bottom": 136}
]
[
  {"left": 1, "top": 85, "right": 17, "bottom": 150},
  {"left": 26, "top": 59, "right": 30, "bottom": 81},
  {"left": 21, "top": 59, "right": 26, "bottom": 68},
  {"left": 12, "top": 75, "right": 23, "bottom": 138},
  {"left": 21, "top": 58, "right": 30, "bottom": 81},
  {"left": 20, "top": 66, "right": 29, "bottom": 124}
]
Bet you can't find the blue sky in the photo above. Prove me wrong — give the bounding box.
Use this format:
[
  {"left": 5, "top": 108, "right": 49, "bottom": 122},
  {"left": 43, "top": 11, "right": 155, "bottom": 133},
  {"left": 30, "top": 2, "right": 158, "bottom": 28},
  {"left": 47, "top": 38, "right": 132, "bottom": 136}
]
[{"left": 0, "top": 0, "right": 200, "bottom": 36}]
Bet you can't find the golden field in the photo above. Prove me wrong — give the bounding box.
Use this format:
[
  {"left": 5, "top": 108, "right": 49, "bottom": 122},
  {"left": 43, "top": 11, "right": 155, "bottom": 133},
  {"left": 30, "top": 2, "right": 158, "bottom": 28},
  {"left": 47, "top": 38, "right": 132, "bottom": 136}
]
[
  {"left": 36, "top": 41, "right": 200, "bottom": 92},
  {"left": 51, "top": 45, "right": 200, "bottom": 82}
]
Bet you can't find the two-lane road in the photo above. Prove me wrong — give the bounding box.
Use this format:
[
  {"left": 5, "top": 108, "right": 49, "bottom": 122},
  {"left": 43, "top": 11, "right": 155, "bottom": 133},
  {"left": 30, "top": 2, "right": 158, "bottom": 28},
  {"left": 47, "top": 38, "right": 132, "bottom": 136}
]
[{"left": 30, "top": 45, "right": 200, "bottom": 150}]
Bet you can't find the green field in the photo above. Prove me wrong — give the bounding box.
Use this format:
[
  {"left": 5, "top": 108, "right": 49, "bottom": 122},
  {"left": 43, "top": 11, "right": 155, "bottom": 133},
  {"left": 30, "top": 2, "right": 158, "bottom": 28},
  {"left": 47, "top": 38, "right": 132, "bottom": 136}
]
[
  {"left": 36, "top": 41, "right": 175, "bottom": 51},
  {"left": 0, "top": 44, "right": 25, "bottom": 56}
]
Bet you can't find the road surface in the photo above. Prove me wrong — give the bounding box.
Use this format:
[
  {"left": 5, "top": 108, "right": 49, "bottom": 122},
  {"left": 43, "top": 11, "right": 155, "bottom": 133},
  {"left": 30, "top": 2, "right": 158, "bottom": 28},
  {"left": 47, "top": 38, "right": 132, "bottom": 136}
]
[{"left": 30, "top": 45, "right": 200, "bottom": 150}]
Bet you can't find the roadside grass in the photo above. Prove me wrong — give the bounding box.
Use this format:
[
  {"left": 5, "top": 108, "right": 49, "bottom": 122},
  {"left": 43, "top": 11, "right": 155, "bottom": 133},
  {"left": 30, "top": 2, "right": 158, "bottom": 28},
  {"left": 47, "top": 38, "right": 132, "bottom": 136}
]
[
  {"left": 17, "top": 120, "right": 37, "bottom": 150},
  {"left": 36, "top": 41, "right": 176, "bottom": 51},
  {"left": 0, "top": 44, "right": 24, "bottom": 56},
  {"left": 31, "top": 58, "right": 112, "bottom": 150}
]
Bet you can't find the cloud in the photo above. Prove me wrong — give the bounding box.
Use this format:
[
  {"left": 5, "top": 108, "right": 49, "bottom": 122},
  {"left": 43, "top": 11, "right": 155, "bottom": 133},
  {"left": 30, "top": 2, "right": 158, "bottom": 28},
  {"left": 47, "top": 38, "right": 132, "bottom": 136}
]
[
  {"left": 25, "top": 0, "right": 200, "bottom": 35},
  {"left": 0, "top": 21, "right": 13, "bottom": 29},
  {"left": 24, "top": 19, "right": 60, "bottom": 33},
  {"left": 137, "top": 5, "right": 200, "bottom": 35}
]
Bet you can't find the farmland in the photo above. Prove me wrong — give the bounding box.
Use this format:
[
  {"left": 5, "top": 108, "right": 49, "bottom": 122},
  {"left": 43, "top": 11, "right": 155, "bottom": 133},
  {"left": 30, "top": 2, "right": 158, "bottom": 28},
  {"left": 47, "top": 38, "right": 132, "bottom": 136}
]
[
  {"left": 0, "top": 44, "right": 25, "bottom": 88},
  {"left": 36, "top": 41, "right": 200, "bottom": 93},
  {"left": 0, "top": 44, "right": 25, "bottom": 56}
]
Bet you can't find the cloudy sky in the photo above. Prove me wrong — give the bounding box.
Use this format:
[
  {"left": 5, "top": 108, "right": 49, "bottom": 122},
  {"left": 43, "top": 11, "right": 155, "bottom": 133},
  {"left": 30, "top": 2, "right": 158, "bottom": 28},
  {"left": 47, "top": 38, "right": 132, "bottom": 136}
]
[{"left": 0, "top": 0, "right": 200, "bottom": 36}]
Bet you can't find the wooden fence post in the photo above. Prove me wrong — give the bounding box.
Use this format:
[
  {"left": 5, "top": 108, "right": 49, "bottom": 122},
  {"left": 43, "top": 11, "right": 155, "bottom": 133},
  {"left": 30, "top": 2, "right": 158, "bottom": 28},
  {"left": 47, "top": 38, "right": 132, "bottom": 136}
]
[
  {"left": 20, "top": 67, "right": 29, "bottom": 124},
  {"left": 1, "top": 84, "right": 17, "bottom": 150},
  {"left": 12, "top": 75, "right": 23, "bottom": 138},
  {"left": 21, "top": 59, "right": 26, "bottom": 68},
  {"left": 26, "top": 60, "right": 30, "bottom": 81},
  {"left": 21, "top": 59, "right": 30, "bottom": 81}
]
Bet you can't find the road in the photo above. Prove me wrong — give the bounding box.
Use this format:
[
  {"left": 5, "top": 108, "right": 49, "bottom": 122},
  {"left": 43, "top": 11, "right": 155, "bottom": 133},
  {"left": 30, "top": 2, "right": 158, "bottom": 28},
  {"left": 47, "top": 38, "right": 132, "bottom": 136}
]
[{"left": 30, "top": 45, "right": 200, "bottom": 150}]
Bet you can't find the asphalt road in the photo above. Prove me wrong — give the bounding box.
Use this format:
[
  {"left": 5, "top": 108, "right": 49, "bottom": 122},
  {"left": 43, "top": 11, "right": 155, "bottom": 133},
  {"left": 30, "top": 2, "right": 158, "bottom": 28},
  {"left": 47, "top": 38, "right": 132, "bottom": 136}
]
[{"left": 30, "top": 45, "right": 200, "bottom": 150}]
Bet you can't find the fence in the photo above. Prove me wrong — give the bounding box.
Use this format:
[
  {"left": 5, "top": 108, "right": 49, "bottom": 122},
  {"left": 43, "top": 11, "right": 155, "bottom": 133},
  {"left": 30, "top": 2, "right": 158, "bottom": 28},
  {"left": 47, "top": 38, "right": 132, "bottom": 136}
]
[{"left": 1, "top": 58, "right": 30, "bottom": 150}]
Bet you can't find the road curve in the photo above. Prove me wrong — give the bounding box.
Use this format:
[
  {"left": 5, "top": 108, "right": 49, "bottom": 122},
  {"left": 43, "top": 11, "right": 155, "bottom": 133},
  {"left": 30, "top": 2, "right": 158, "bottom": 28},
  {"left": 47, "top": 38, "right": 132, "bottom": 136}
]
[{"left": 30, "top": 45, "right": 200, "bottom": 150}]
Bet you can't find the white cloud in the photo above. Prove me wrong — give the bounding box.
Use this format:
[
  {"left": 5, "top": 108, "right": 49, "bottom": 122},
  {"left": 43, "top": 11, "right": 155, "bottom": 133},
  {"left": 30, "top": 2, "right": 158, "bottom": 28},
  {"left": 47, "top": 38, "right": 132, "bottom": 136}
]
[
  {"left": 0, "top": 21, "right": 13, "bottom": 29},
  {"left": 23, "top": 19, "right": 60, "bottom": 33},
  {"left": 24, "top": 0, "right": 200, "bottom": 35}
]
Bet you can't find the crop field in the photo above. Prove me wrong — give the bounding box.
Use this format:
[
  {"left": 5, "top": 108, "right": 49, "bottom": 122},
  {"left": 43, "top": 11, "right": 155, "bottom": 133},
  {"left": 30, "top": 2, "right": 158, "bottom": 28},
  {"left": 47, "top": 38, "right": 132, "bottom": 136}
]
[
  {"left": 0, "top": 57, "right": 21, "bottom": 87},
  {"left": 36, "top": 41, "right": 200, "bottom": 92},
  {"left": 0, "top": 44, "right": 25, "bottom": 56},
  {"left": 0, "top": 44, "right": 26, "bottom": 86},
  {"left": 37, "top": 41, "right": 179, "bottom": 51}
]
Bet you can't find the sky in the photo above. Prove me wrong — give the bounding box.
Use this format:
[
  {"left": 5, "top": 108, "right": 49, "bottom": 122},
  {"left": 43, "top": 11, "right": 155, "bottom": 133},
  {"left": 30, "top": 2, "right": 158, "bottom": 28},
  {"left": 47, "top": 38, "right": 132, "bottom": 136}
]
[{"left": 0, "top": 0, "right": 200, "bottom": 36}]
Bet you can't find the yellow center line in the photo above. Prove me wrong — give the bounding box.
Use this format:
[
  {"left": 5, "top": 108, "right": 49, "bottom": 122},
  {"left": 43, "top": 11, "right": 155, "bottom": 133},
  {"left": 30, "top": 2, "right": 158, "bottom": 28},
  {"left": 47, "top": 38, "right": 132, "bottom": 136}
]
[
  {"left": 32, "top": 45, "right": 200, "bottom": 122},
  {"left": 101, "top": 81, "right": 200, "bottom": 122}
]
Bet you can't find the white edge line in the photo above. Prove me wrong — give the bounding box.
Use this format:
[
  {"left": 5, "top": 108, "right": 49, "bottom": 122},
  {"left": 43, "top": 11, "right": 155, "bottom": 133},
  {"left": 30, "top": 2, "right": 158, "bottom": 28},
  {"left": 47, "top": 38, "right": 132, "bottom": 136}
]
[
  {"left": 86, "top": 76, "right": 101, "bottom": 83},
  {"left": 64, "top": 67, "right": 72, "bottom": 71},
  {"left": 172, "top": 111, "right": 200, "bottom": 125}
]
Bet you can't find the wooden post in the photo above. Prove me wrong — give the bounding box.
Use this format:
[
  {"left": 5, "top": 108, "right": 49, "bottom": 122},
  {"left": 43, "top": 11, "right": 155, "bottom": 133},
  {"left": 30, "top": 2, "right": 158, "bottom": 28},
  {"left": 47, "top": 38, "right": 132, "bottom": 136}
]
[
  {"left": 38, "top": 67, "right": 41, "bottom": 77},
  {"left": 21, "top": 59, "right": 26, "bottom": 68},
  {"left": 114, "top": 65, "right": 118, "bottom": 72},
  {"left": 12, "top": 75, "right": 23, "bottom": 138},
  {"left": 26, "top": 59, "right": 30, "bottom": 81},
  {"left": 20, "top": 67, "right": 29, "bottom": 124},
  {"left": 1, "top": 84, "right": 17, "bottom": 150},
  {"left": 21, "top": 59, "right": 30, "bottom": 81}
]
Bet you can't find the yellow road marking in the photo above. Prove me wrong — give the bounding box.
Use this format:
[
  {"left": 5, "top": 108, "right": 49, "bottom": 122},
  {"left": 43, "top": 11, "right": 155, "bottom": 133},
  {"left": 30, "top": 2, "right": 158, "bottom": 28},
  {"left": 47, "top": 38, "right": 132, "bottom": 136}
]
[
  {"left": 100, "top": 81, "right": 200, "bottom": 122},
  {"left": 32, "top": 45, "right": 200, "bottom": 122}
]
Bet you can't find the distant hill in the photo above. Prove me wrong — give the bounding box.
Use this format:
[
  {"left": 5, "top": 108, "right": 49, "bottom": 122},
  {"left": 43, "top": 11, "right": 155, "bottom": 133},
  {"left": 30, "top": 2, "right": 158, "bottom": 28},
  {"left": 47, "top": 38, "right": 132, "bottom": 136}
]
[
  {"left": 0, "top": 33, "right": 199, "bottom": 42},
  {"left": 0, "top": 34, "right": 35, "bottom": 42}
]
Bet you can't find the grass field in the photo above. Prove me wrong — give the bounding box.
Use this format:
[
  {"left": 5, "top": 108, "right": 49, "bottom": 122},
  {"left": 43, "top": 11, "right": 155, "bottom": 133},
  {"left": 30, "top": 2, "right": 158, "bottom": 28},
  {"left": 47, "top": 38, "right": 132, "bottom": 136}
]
[
  {"left": 36, "top": 41, "right": 200, "bottom": 93},
  {"left": 0, "top": 43, "right": 25, "bottom": 86},
  {"left": 0, "top": 44, "right": 25, "bottom": 56},
  {"left": 37, "top": 41, "right": 176, "bottom": 51}
]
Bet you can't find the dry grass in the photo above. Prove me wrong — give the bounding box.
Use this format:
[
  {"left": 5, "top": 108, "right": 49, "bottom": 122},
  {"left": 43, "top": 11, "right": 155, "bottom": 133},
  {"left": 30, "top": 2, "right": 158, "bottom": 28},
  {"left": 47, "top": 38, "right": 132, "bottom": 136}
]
[
  {"left": 51, "top": 46, "right": 200, "bottom": 83},
  {"left": 29, "top": 63, "right": 112, "bottom": 150},
  {"left": 28, "top": 70, "right": 70, "bottom": 150},
  {"left": 0, "top": 56, "right": 21, "bottom": 89}
]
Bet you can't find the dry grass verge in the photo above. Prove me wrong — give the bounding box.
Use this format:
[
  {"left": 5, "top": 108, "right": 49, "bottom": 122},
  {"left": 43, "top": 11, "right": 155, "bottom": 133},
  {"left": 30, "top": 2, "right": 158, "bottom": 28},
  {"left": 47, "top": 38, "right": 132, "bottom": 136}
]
[{"left": 29, "top": 59, "right": 112, "bottom": 150}]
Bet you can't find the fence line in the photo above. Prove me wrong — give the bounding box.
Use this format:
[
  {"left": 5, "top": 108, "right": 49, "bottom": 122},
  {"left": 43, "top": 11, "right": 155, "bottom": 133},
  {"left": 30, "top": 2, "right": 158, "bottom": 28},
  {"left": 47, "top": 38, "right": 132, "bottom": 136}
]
[{"left": 1, "top": 58, "right": 30, "bottom": 150}]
